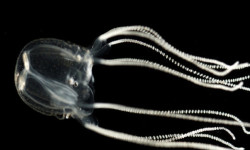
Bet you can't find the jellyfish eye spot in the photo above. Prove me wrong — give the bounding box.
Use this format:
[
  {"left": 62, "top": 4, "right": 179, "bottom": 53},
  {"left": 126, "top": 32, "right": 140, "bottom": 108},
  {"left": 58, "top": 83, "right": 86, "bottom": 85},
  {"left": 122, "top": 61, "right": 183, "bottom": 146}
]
[
  {"left": 68, "top": 77, "right": 78, "bottom": 87},
  {"left": 74, "top": 81, "right": 79, "bottom": 87}
]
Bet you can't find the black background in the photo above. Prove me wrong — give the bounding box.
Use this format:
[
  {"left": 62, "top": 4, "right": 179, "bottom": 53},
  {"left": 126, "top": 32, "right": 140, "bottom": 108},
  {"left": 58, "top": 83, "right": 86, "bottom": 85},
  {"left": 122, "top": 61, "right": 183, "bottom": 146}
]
[{"left": 2, "top": 2, "right": 250, "bottom": 150}]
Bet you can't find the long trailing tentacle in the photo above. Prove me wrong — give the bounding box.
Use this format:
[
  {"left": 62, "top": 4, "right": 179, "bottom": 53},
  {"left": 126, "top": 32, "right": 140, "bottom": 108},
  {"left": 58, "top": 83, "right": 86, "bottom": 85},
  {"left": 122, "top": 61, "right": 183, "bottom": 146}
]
[
  {"left": 94, "top": 57, "right": 250, "bottom": 133},
  {"left": 95, "top": 58, "right": 243, "bottom": 92},
  {"left": 90, "top": 26, "right": 250, "bottom": 149},
  {"left": 87, "top": 102, "right": 248, "bottom": 149},
  {"left": 107, "top": 35, "right": 248, "bottom": 72},
  {"left": 145, "top": 133, "right": 243, "bottom": 150},
  {"left": 97, "top": 26, "right": 250, "bottom": 91},
  {"left": 97, "top": 25, "right": 250, "bottom": 76},
  {"left": 107, "top": 26, "right": 250, "bottom": 71},
  {"left": 93, "top": 103, "right": 250, "bottom": 134},
  {"left": 84, "top": 123, "right": 233, "bottom": 150},
  {"left": 158, "top": 127, "right": 236, "bottom": 141},
  {"left": 106, "top": 25, "right": 245, "bottom": 70},
  {"left": 101, "top": 30, "right": 232, "bottom": 76},
  {"left": 105, "top": 57, "right": 250, "bottom": 92},
  {"left": 108, "top": 38, "right": 250, "bottom": 84}
]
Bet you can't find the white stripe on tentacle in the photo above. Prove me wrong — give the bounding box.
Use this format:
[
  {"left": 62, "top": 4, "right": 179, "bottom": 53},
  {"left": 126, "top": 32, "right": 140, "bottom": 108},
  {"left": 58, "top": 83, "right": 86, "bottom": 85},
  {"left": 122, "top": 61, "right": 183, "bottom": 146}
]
[
  {"left": 95, "top": 58, "right": 243, "bottom": 92},
  {"left": 97, "top": 26, "right": 250, "bottom": 76},
  {"left": 93, "top": 103, "right": 250, "bottom": 134},
  {"left": 145, "top": 133, "right": 243, "bottom": 150},
  {"left": 108, "top": 39, "right": 250, "bottom": 84},
  {"left": 84, "top": 123, "right": 234, "bottom": 150}
]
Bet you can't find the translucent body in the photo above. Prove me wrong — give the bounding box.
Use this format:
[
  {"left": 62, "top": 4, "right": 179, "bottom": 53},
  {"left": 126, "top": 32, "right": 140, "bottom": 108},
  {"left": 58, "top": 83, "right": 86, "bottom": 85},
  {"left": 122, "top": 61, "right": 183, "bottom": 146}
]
[
  {"left": 15, "top": 38, "right": 94, "bottom": 120},
  {"left": 14, "top": 26, "right": 250, "bottom": 150}
]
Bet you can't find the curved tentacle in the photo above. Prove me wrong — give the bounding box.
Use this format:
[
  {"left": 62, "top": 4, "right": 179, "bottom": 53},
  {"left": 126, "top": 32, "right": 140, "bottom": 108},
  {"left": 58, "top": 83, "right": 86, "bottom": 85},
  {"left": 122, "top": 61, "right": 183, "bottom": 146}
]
[
  {"left": 97, "top": 26, "right": 250, "bottom": 76},
  {"left": 145, "top": 133, "right": 243, "bottom": 150},
  {"left": 161, "top": 127, "right": 235, "bottom": 141},
  {"left": 107, "top": 25, "right": 249, "bottom": 71},
  {"left": 84, "top": 123, "right": 233, "bottom": 150},
  {"left": 96, "top": 58, "right": 243, "bottom": 91},
  {"left": 108, "top": 38, "right": 250, "bottom": 84},
  {"left": 93, "top": 103, "right": 250, "bottom": 134}
]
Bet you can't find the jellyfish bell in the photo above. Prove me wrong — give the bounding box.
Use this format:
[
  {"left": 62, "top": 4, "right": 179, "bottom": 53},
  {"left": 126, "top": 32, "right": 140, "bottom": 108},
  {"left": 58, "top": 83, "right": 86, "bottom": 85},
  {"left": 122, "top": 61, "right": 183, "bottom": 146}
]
[{"left": 14, "top": 38, "right": 95, "bottom": 120}]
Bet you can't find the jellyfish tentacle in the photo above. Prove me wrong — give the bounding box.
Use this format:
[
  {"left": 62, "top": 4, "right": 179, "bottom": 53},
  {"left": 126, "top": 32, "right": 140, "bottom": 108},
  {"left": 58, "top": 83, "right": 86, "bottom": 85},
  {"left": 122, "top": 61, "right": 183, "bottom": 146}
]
[
  {"left": 106, "top": 25, "right": 163, "bottom": 39},
  {"left": 108, "top": 39, "right": 250, "bottom": 84},
  {"left": 109, "top": 25, "right": 250, "bottom": 71},
  {"left": 108, "top": 36, "right": 241, "bottom": 75},
  {"left": 113, "top": 26, "right": 250, "bottom": 72},
  {"left": 173, "top": 110, "right": 250, "bottom": 134},
  {"left": 223, "top": 76, "right": 250, "bottom": 83},
  {"left": 207, "top": 81, "right": 250, "bottom": 92},
  {"left": 108, "top": 39, "right": 167, "bottom": 58},
  {"left": 163, "top": 127, "right": 236, "bottom": 141},
  {"left": 98, "top": 26, "right": 247, "bottom": 76},
  {"left": 84, "top": 123, "right": 233, "bottom": 150},
  {"left": 146, "top": 133, "right": 243, "bottom": 150},
  {"left": 173, "top": 113, "right": 250, "bottom": 130},
  {"left": 233, "top": 63, "right": 250, "bottom": 70},
  {"left": 212, "top": 81, "right": 250, "bottom": 92},
  {"left": 187, "top": 134, "right": 244, "bottom": 150},
  {"left": 96, "top": 58, "right": 243, "bottom": 91},
  {"left": 146, "top": 127, "right": 236, "bottom": 142},
  {"left": 196, "top": 63, "right": 250, "bottom": 70},
  {"left": 99, "top": 57, "right": 250, "bottom": 92},
  {"left": 187, "top": 55, "right": 250, "bottom": 71},
  {"left": 93, "top": 103, "right": 250, "bottom": 134},
  {"left": 192, "top": 78, "right": 250, "bottom": 92}
]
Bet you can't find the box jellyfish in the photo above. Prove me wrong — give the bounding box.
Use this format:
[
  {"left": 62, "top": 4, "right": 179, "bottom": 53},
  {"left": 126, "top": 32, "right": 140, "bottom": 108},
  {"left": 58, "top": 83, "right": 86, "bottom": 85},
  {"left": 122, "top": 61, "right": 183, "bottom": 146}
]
[{"left": 14, "top": 26, "right": 250, "bottom": 150}]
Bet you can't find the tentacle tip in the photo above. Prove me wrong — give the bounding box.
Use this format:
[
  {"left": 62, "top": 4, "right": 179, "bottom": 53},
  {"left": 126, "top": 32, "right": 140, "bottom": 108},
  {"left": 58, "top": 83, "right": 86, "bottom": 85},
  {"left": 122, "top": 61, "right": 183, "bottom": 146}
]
[
  {"left": 218, "top": 61, "right": 240, "bottom": 76},
  {"left": 234, "top": 61, "right": 240, "bottom": 66},
  {"left": 229, "top": 61, "right": 240, "bottom": 69},
  {"left": 243, "top": 131, "right": 250, "bottom": 135},
  {"left": 238, "top": 81, "right": 243, "bottom": 87},
  {"left": 230, "top": 82, "right": 243, "bottom": 91},
  {"left": 237, "top": 148, "right": 245, "bottom": 150},
  {"left": 229, "top": 61, "right": 239, "bottom": 70}
]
